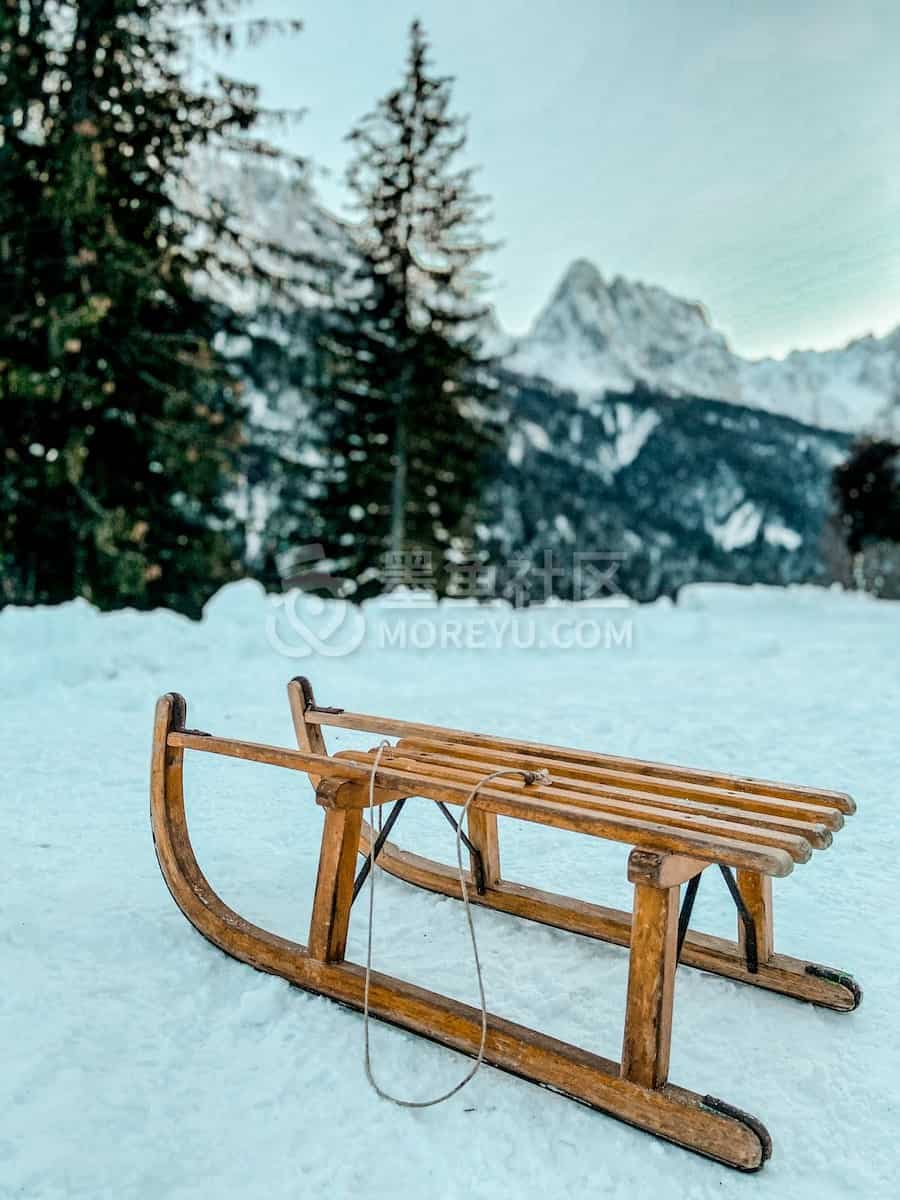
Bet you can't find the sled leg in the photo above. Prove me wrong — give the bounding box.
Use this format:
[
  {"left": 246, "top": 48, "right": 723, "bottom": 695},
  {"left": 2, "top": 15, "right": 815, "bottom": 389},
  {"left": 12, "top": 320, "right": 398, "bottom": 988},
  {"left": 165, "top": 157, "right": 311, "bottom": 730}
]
[
  {"left": 736, "top": 870, "right": 774, "bottom": 963},
  {"left": 308, "top": 794, "right": 362, "bottom": 963},
  {"left": 465, "top": 810, "right": 501, "bottom": 888},
  {"left": 291, "top": 674, "right": 362, "bottom": 961},
  {"left": 620, "top": 853, "right": 685, "bottom": 1088}
]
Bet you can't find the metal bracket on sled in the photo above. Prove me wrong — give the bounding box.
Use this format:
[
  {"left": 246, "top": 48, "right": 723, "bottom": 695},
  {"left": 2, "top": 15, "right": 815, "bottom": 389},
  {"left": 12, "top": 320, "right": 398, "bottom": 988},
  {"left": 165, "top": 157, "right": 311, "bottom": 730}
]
[
  {"left": 434, "top": 802, "right": 487, "bottom": 895},
  {"left": 294, "top": 676, "right": 345, "bottom": 716},
  {"left": 677, "top": 865, "right": 759, "bottom": 974},
  {"left": 351, "top": 798, "right": 487, "bottom": 903}
]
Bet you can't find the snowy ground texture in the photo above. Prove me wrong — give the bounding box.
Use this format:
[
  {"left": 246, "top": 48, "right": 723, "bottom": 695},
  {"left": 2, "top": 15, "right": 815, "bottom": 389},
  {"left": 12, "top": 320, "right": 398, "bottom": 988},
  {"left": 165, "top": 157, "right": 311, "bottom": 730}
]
[{"left": 3, "top": 581, "right": 899, "bottom": 1199}]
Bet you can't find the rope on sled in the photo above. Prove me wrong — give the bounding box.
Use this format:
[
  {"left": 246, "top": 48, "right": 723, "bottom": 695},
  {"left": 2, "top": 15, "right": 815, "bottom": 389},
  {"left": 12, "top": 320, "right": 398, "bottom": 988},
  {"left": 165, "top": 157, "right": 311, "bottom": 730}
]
[{"left": 362, "top": 740, "right": 549, "bottom": 1108}]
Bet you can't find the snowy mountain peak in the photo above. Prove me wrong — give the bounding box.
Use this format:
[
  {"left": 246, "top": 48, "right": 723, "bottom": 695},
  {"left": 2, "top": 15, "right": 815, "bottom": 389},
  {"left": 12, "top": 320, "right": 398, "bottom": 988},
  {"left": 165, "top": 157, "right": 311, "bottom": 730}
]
[
  {"left": 551, "top": 257, "right": 606, "bottom": 296},
  {"left": 508, "top": 256, "right": 900, "bottom": 434},
  {"left": 549, "top": 258, "right": 711, "bottom": 331},
  {"left": 511, "top": 258, "right": 739, "bottom": 403},
  {"left": 539, "top": 258, "right": 718, "bottom": 345}
]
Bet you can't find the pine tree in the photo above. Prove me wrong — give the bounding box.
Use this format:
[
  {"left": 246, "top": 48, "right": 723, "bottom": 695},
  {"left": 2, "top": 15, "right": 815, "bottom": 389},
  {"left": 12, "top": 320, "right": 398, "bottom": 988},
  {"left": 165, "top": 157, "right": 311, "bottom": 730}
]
[
  {"left": 832, "top": 437, "right": 900, "bottom": 555},
  {"left": 0, "top": 1, "right": 310, "bottom": 616},
  {"left": 307, "top": 20, "right": 498, "bottom": 597}
]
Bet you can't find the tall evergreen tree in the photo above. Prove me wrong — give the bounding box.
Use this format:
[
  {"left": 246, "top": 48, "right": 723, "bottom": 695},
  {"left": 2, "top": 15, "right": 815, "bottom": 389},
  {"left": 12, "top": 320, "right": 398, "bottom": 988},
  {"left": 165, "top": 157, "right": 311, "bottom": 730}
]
[
  {"left": 832, "top": 437, "right": 900, "bottom": 554},
  {"left": 307, "top": 20, "right": 498, "bottom": 596},
  {"left": 0, "top": 0, "right": 309, "bottom": 615}
]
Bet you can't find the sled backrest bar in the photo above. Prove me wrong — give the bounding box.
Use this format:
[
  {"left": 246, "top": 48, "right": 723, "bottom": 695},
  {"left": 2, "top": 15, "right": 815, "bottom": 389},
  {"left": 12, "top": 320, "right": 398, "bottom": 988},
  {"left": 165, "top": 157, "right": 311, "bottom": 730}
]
[{"left": 303, "top": 707, "right": 854, "bottom": 813}]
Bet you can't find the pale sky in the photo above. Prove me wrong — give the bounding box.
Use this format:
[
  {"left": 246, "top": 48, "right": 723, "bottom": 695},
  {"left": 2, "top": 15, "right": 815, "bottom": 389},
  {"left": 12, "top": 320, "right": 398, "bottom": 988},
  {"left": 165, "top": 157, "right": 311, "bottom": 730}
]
[{"left": 206, "top": 0, "right": 900, "bottom": 360}]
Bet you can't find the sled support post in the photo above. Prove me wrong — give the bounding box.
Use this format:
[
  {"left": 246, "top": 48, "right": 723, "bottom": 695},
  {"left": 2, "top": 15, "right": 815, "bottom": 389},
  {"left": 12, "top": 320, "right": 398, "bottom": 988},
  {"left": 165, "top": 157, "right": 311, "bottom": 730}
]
[
  {"left": 308, "top": 785, "right": 362, "bottom": 963},
  {"left": 736, "top": 870, "right": 774, "bottom": 963},
  {"left": 466, "top": 810, "right": 501, "bottom": 887},
  {"left": 288, "top": 676, "right": 330, "bottom": 787},
  {"left": 621, "top": 851, "right": 679, "bottom": 1089}
]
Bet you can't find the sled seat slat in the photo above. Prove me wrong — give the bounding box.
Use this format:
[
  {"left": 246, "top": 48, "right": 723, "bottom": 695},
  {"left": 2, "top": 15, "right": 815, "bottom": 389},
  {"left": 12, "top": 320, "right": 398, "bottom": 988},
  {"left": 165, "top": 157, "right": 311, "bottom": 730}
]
[
  {"left": 298, "top": 706, "right": 853, "bottom": 878},
  {"left": 327, "top": 761, "right": 796, "bottom": 875},
  {"left": 338, "top": 744, "right": 825, "bottom": 868},
  {"left": 392, "top": 737, "right": 846, "bottom": 829},
  {"left": 385, "top": 747, "right": 838, "bottom": 842},
  {"left": 334, "top": 748, "right": 832, "bottom": 855},
  {"left": 303, "top": 708, "right": 854, "bottom": 813}
]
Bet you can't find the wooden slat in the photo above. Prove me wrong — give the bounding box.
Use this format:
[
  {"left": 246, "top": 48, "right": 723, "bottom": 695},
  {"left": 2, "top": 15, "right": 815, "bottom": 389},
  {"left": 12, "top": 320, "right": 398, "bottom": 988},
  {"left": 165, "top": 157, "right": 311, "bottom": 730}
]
[
  {"left": 336, "top": 749, "right": 820, "bottom": 861},
  {"left": 373, "top": 748, "right": 833, "bottom": 849},
  {"left": 334, "top": 756, "right": 796, "bottom": 875},
  {"left": 304, "top": 708, "right": 855, "bottom": 813},
  {"left": 395, "top": 737, "right": 846, "bottom": 830}
]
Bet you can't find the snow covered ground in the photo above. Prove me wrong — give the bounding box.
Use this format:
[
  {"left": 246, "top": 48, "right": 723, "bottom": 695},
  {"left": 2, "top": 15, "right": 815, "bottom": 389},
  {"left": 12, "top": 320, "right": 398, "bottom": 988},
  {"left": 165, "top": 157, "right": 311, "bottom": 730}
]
[{"left": 3, "top": 581, "right": 898, "bottom": 1198}]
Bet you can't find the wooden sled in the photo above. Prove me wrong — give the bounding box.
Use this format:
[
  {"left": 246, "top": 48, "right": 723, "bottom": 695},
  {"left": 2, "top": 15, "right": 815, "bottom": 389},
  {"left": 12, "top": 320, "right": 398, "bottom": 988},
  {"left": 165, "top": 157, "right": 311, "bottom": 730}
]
[{"left": 151, "top": 677, "right": 861, "bottom": 1173}]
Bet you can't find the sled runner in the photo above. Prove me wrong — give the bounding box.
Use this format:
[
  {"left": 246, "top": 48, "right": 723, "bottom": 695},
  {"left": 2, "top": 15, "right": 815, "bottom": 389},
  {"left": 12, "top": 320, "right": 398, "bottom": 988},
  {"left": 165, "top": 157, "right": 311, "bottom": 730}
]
[{"left": 150, "top": 677, "right": 860, "bottom": 1172}]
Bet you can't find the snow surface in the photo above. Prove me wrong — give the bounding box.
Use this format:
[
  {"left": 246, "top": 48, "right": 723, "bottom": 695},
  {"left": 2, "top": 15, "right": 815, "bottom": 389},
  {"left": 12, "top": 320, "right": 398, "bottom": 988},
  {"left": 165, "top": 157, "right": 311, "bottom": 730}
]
[
  {"left": 709, "top": 501, "right": 764, "bottom": 551},
  {"left": 764, "top": 523, "right": 803, "bottom": 552},
  {"left": 3, "top": 581, "right": 898, "bottom": 1198},
  {"left": 611, "top": 403, "right": 662, "bottom": 468}
]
